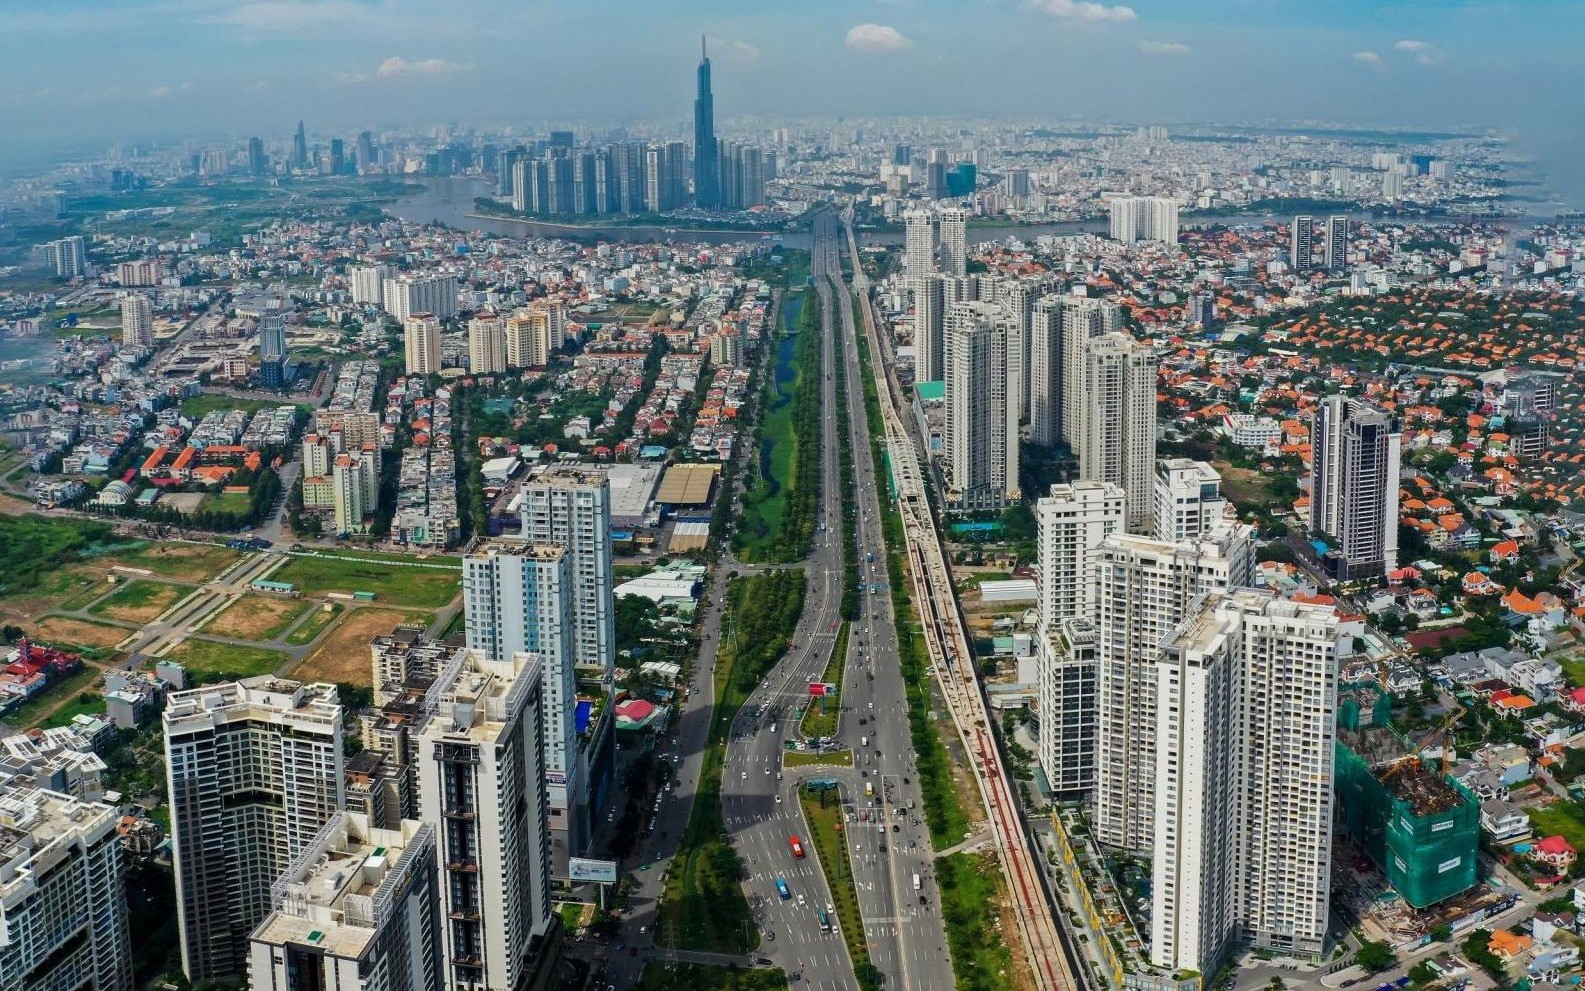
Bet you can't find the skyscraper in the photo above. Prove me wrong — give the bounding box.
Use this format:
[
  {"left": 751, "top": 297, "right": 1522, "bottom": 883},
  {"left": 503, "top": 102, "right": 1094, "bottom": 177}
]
[
  {"left": 258, "top": 299, "right": 288, "bottom": 388},
  {"left": 121, "top": 292, "right": 153, "bottom": 348},
  {"left": 1058, "top": 297, "right": 1125, "bottom": 452},
  {"left": 403, "top": 314, "right": 442, "bottom": 376},
  {"left": 938, "top": 206, "right": 968, "bottom": 277},
  {"left": 693, "top": 38, "right": 719, "bottom": 208},
  {"left": 1077, "top": 332, "right": 1158, "bottom": 534},
  {"left": 911, "top": 273, "right": 945, "bottom": 383},
  {"left": 383, "top": 273, "right": 459, "bottom": 322},
  {"left": 1290, "top": 215, "right": 1315, "bottom": 270},
  {"left": 1152, "top": 458, "right": 1227, "bottom": 543},
  {"left": 1310, "top": 395, "right": 1401, "bottom": 579},
  {"left": 1109, "top": 196, "right": 1179, "bottom": 244},
  {"left": 292, "top": 120, "right": 308, "bottom": 169},
  {"left": 993, "top": 279, "right": 1033, "bottom": 420},
  {"left": 468, "top": 311, "right": 508, "bottom": 374},
  {"left": 357, "top": 130, "right": 376, "bottom": 172},
  {"left": 1036, "top": 480, "right": 1126, "bottom": 632},
  {"left": 944, "top": 301, "right": 1019, "bottom": 509},
  {"left": 1325, "top": 215, "right": 1351, "bottom": 271},
  {"left": 904, "top": 208, "right": 938, "bottom": 279},
  {"left": 164, "top": 678, "right": 345, "bottom": 984},
  {"left": 350, "top": 263, "right": 392, "bottom": 306},
  {"left": 247, "top": 136, "right": 266, "bottom": 175},
  {"left": 45, "top": 235, "right": 86, "bottom": 278},
  {"left": 519, "top": 467, "right": 615, "bottom": 679}
]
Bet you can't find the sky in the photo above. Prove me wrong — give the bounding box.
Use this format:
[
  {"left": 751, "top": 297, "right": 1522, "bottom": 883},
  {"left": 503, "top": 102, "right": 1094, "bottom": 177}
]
[{"left": 4, "top": 0, "right": 1585, "bottom": 191}]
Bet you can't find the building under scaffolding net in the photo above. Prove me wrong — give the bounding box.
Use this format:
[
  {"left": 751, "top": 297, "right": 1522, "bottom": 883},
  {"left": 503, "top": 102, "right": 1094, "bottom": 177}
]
[{"left": 1336, "top": 684, "right": 1480, "bottom": 909}]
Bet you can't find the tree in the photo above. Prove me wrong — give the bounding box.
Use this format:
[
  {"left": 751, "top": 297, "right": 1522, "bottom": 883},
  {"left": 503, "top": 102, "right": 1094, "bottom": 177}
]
[{"left": 1355, "top": 940, "right": 1397, "bottom": 972}]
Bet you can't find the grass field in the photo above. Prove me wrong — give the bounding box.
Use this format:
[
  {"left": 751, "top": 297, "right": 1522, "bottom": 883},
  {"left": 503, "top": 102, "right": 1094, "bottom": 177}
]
[
  {"left": 31, "top": 615, "right": 135, "bottom": 651},
  {"left": 101, "top": 542, "right": 241, "bottom": 581},
  {"left": 1526, "top": 802, "right": 1585, "bottom": 850},
  {"left": 204, "top": 491, "right": 253, "bottom": 516},
  {"left": 636, "top": 962, "right": 788, "bottom": 991},
  {"left": 293, "top": 608, "right": 429, "bottom": 685},
  {"left": 272, "top": 556, "right": 460, "bottom": 609},
  {"left": 89, "top": 580, "right": 185, "bottom": 625},
  {"left": 44, "top": 691, "right": 108, "bottom": 728},
  {"left": 206, "top": 595, "right": 311, "bottom": 642},
  {"left": 285, "top": 603, "right": 342, "bottom": 646},
  {"left": 178, "top": 394, "right": 290, "bottom": 418},
  {"left": 1, "top": 667, "right": 100, "bottom": 730},
  {"left": 784, "top": 749, "right": 854, "bottom": 768},
  {"left": 936, "top": 851, "right": 1021, "bottom": 991},
  {"left": 167, "top": 638, "right": 289, "bottom": 682},
  {"left": 799, "top": 787, "right": 868, "bottom": 973},
  {"left": 801, "top": 622, "right": 847, "bottom": 739}
]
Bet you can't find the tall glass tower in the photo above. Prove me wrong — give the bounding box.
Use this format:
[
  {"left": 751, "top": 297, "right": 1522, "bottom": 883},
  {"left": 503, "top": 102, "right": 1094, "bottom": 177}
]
[{"left": 693, "top": 36, "right": 719, "bottom": 208}]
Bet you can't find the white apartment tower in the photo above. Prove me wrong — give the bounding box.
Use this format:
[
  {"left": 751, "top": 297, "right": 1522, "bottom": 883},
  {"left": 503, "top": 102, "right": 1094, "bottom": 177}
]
[
  {"left": 404, "top": 314, "right": 442, "bottom": 377},
  {"left": 1310, "top": 395, "right": 1401, "bottom": 579},
  {"left": 468, "top": 311, "right": 508, "bottom": 374},
  {"left": 519, "top": 468, "right": 615, "bottom": 678},
  {"left": 414, "top": 650, "right": 554, "bottom": 991},
  {"left": 904, "top": 208, "right": 938, "bottom": 279},
  {"left": 938, "top": 206, "right": 969, "bottom": 277},
  {"left": 1029, "top": 297, "right": 1062, "bottom": 447},
  {"left": 1078, "top": 333, "right": 1158, "bottom": 534},
  {"left": 993, "top": 279, "right": 1033, "bottom": 420},
  {"left": 1058, "top": 297, "right": 1125, "bottom": 452},
  {"left": 911, "top": 274, "right": 945, "bottom": 383},
  {"left": 332, "top": 449, "right": 379, "bottom": 535},
  {"left": 120, "top": 293, "right": 153, "bottom": 348},
  {"left": 163, "top": 678, "right": 345, "bottom": 984},
  {"left": 351, "top": 263, "right": 394, "bottom": 306},
  {"left": 1153, "top": 459, "right": 1227, "bottom": 543},
  {"left": 1091, "top": 526, "right": 1254, "bottom": 855},
  {"left": 0, "top": 786, "right": 132, "bottom": 991},
  {"left": 1036, "top": 480, "right": 1126, "bottom": 631},
  {"left": 944, "top": 301, "right": 1019, "bottom": 509},
  {"left": 383, "top": 273, "right": 459, "bottom": 323},
  {"left": 1109, "top": 196, "right": 1179, "bottom": 245},
  {"left": 247, "top": 814, "right": 441, "bottom": 991},
  {"left": 1149, "top": 590, "right": 1342, "bottom": 972}
]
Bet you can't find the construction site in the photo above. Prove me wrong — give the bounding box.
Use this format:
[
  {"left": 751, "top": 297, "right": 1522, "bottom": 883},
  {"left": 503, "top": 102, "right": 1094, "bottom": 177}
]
[{"left": 1335, "top": 683, "right": 1482, "bottom": 926}]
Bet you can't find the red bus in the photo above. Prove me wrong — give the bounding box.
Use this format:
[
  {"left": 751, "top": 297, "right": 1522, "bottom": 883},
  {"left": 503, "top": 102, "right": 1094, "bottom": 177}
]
[{"left": 789, "top": 835, "right": 805, "bottom": 859}]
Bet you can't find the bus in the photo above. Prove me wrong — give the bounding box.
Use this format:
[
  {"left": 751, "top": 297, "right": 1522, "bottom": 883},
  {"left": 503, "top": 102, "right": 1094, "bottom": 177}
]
[
  {"left": 816, "top": 906, "right": 831, "bottom": 933},
  {"left": 775, "top": 877, "right": 791, "bottom": 900},
  {"left": 789, "top": 835, "right": 805, "bottom": 859}
]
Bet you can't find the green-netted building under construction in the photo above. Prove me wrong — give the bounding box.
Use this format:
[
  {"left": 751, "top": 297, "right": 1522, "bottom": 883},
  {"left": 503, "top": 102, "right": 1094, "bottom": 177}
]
[{"left": 1335, "top": 685, "right": 1480, "bottom": 909}]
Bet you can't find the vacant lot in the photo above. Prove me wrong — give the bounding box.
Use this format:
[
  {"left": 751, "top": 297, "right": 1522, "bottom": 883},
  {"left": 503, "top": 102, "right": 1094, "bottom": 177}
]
[
  {"left": 293, "top": 608, "right": 429, "bottom": 685},
  {"left": 167, "top": 638, "right": 289, "bottom": 682},
  {"left": 31, "top": 615, "right": 135, "bottom": 651},
  {"left": 272, "top": 556, "right": 460, "bottom": 609},
  {"left": 206, "top": 595, "right": 310, "bottom": 642},
  {"left": 89, "top": 580, "right": 185, "bottom": 625},
  {"left": 99, "top": 542, "right": 241, "bottom": 581},
  {"left": 285, "top": 603, "right": 342, "bottom": 646}
]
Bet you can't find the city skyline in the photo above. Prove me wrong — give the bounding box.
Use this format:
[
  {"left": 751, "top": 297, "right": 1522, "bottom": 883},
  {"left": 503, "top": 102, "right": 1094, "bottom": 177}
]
[{"left": 6, "top": 1, "right": 1585, "bottom": 197}]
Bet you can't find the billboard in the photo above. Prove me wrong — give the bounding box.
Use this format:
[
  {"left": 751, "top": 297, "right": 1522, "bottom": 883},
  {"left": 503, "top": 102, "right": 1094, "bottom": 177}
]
[{"left": 568, "top": 857, "right": 619, "bottom": 884}]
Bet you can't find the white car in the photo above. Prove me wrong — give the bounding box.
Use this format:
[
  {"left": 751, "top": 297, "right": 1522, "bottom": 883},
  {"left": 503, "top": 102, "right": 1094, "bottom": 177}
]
[{"left": 741, "top": 771, "right": 747, "bottom": 780}]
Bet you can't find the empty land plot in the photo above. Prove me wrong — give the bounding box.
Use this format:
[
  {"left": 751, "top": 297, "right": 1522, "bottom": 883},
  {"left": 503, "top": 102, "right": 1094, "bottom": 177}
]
[
  {"left": 31, "top": 615, "right": 135, "bottom": 651},
  {"left": 293, "top": 608, "right": 430, "bottom": 686},
  {"left": 88, "top": 580, "right": 185, "bottom": 625},
  {"left": 206, "top": 595, "right": 311, "bottom": 642},
  {"left": 100, "top": 542, "right": 241, "bottom": 581},
  {"left": 285, "top": 603, "right": 342, "bottom": 646},
  {"left": 167, "top": 639, "right": 289, "bottom": 682},
  {"left": 271, "top": 556, "right": 460, "bottom": 609}
]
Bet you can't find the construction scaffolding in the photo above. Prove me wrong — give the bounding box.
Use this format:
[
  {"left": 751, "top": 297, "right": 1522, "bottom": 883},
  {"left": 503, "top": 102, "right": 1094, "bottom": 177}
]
[{"left": 1336, "top": 695, "right": 1481, "bottom": 909}]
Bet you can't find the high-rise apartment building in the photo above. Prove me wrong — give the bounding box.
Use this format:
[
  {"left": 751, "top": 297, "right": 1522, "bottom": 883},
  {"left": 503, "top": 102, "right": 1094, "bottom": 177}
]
[
  {"left": 164, "top": 678, "right": 344, "bottom": 984},
  {"left": 904, "top": 208, "right": 937, "bottom": 279},
  {"left": 506, "top": 308, "right": 555, "bottom": 369},
  {"left": 1036, "top": 480, "right": 1126, "bottom": 632},
  {"left": 0, "top": 785, "right": 132, "bottom": 991},
  {"left": 248, "top": 136, "right": 266, "bottom": 175},
  {"left": 331, "top": 449, "right": 378, "bottom": 535},
  {"left": 993, "top": 279, "right": 1034, "bottom": 420},
  {"left": 121, "top": 293, "right": 153, "bottom": 348},
  {"left": 383, "top": 273, "right": 459, "bottom": 323},
  {"left": 518, "top": 468, "right": 615, "bottom": 677},
  {"left": 1153, "top": 459, "right": 1227, "bottom": 543},
  {"left": 246, "top": 814, "right": 441, "bottom": 991},
  {"left": 1057, "top": 297, "right": 1125, "bottom": 452},
  {"left": 1109, "top": 196, "right": 1179, "bottom": 245},
  {"left": 1077, "top": 333, "right": 1158, "bottom": 534},
  {"left": 938, "top": 206, "right": 968, "bottom": 277},
  {"left": 351, "top": 263, "right": 393, "bottom": 306},
  {"left": 944, "top": 301, "right": 1019, "bottom": 509},
  {"left": 1290, "top": 215, "right": 1316, "bottom": 270},
  {"left": 693, "top": 38, "right": 719, "bottom": 208},
  {"left": 911, "top": 274, "right": 945, "bottom": 382},
  {"left": 404, "top": 314, "right": 442, "bottom": 377},
  {"left": 1310, "top": 395, "right": 1401, "bottom": 579},
  {"left": 414, "top": 651, "right": 555, "bottom": 991},
  {"left": 116, "top": 258, "right": 162, "bottom": 286},
  {"left": 45, "top": 235, "right": 87, "bottom": 278},
  {"left": 468, "top": 311, "right": 508, "bottom": 374},
  {"left": 1091, "top": 525, "right": 1253, "bottom": 855},
  {"left": 1325, "top": 215, "right": 1351, "bottom": 271},
  {"left": 1028, "top": 296, "right": 1067, "bottom": 447},
  {"left": 259, "top": 300, "right": 289, "bottom": 388},
  {"left": 1148, "top": 590, "right": 1341, "bottom": 973}
]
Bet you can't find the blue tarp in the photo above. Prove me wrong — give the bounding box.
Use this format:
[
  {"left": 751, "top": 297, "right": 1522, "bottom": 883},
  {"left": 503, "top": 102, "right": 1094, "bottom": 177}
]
[{"left": 575, "top": 700, "right": 592, "bottom": 734}]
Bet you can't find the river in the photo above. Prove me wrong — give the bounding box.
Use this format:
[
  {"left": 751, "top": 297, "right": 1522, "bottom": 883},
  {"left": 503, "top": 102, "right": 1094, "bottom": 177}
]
[{"left": 388, "top": 177, "right": 1553, "bottom": 250}]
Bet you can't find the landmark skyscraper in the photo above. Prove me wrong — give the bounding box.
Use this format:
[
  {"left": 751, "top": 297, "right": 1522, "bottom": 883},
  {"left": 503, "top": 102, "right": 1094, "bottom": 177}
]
[{"left": 693, "top": 38, "right": 719, "bottom": 208}]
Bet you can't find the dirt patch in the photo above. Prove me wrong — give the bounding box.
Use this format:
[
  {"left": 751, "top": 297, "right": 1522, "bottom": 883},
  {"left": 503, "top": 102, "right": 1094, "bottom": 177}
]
[
  {"left": 31, "top": 615, "right": 134, "bottom": 650},
  {"left": 292, "top": 608, "right": 430, "bottom": 686},
  {"left": 206, "top": 595, "right": 309, "bottom": 642},
  {"left": 997, "top": 885, "right": 1040, "bottom": 991}
]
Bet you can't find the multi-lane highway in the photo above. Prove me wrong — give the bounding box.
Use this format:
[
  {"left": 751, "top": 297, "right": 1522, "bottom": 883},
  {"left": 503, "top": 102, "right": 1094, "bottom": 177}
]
[{"left": 842, "top": 209, "right": 1088, "bottom": 991}]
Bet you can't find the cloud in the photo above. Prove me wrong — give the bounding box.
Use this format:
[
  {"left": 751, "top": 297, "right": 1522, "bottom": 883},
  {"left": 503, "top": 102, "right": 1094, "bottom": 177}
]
[
  {"left": 374, "top": 56, "right": 474, "bottom": 80},
  {"left": 1394, "top": 39, "right": 1445, "bottom": 65},
  {"left": 708, "top": 37, "right": 761, "bottom": 62},
  {"left": 1353, "top": 50, "right": 1382, "bottom": 65},
  {"left": 1027, "top": 0, "right": 1137, "bottom": 23},
  {"left": 1138, "top": 41, "right": 1189, "bottom": 56},
  {"left": 200, "top": 1, "right": 373, "bottom": 36},
  {"left": 845, "top": 23, "right": 912, "bottom": 53}
]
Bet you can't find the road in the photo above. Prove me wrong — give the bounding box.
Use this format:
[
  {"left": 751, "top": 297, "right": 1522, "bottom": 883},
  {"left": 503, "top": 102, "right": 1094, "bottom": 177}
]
[{"left": 842, "top": 209, "right": 1086, "bottom": 991}]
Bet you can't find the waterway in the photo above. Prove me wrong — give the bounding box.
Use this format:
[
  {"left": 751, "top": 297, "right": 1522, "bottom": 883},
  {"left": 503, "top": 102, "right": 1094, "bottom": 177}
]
[{"left": 389, "top": 177, "right": 1558, "bottom": 251}]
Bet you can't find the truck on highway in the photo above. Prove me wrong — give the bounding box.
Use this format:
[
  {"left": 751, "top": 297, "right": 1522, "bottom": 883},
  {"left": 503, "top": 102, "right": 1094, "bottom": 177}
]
[
  {"left": 816, "top": 906, "right": 831, "bottom": 933},
  {"left": 776, "top": 877, "right": 791, "bottom": 900},
  {"left": 789, "top": 835, "right": 805, "bottom": 859}
]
